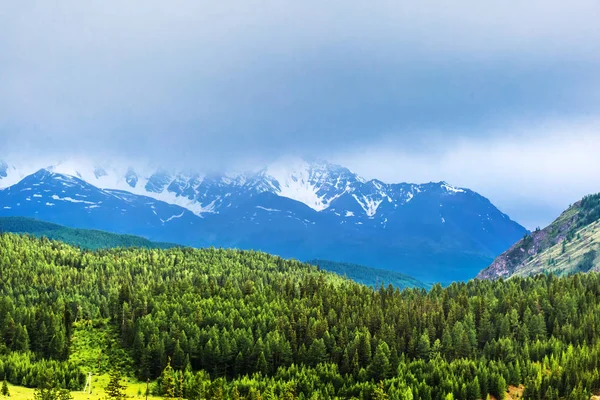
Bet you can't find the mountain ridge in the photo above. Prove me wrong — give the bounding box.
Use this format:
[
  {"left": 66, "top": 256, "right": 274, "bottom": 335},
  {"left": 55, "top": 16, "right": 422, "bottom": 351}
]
[
  {"left": 0, "top": 157, "right": 480, "bottom": 219},
  {"left": 0, "top": 158, "right": 527, "bottom": 281}
]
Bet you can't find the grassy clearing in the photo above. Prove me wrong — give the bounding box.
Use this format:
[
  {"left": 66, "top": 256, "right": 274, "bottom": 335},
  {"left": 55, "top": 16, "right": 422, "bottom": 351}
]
[
  {"left": 69, "top": 320, "right": 134, "bottom": 376},
  {"left": 2, "top": 377, "right": 162, "bottom": 400},
  {"left": 1, "top": 320, "right": 161, "bottom": 400}
]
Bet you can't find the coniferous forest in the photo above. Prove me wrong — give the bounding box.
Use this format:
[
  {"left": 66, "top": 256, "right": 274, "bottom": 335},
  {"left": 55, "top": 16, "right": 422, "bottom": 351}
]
[{"left": 1, "top": 234, "right": 600, "bottom": 399}]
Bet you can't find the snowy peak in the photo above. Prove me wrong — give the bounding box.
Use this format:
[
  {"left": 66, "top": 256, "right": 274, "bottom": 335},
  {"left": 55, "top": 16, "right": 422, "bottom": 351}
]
[
  {"left": 0, "top": 160, "right": 528, "bottom": 282},
  {"left": 262, "top": 159, "right": 358, "bottom": 211},
  {"left": 0, "top": 157, "right": 473, "bottom": 220}
]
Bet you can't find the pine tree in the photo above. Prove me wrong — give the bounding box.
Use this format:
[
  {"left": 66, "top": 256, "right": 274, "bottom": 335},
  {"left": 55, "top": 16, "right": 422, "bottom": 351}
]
[
  {"left": 372, "top": 382, "right": 388, "bottom": 400},
  {"left": 161, "top": 357, "right": 176, "bottom": 400},
  {"left": 416, "top": 332, "right": 431, "bottom": 360},
  {"left": 172, "top": 340, "right": 185, "bottom": 371},
  {"left": 105, "top": 369, "right": 126, "bottom": 400},
  {"left": 307, "top": 339, "right": 327, "bottom": 367},
  {"left": 1, "top": 380, "right": 9, "bottom": 397},
  {"left": 256, "top": 351, "right": 268, "bottom": 375},
  {"left": 369, "top": 342, "right": 391, "bottom": 381}
]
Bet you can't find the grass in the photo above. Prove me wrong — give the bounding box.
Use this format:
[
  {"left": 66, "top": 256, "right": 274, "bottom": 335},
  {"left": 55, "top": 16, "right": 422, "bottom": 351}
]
[
  {"left": 2, "top": 321, "right": 159, "bottom": 400},
  {"left": 2, "top": 377, "right": 162, "bottom": 400},
  {"left": 68, "top": 320, "right": 134, "bottom": 376}
]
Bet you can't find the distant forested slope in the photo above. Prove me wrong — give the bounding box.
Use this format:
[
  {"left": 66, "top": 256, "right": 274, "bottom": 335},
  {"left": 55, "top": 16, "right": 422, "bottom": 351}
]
[
  {"left": 0, "top": 216, "right": 176, "bottom": 250},
  {"left": 306, "top": 259, "right": 429, "bottom": 289},
  {"left": 1, "top": 234, "right": 599, "bottom": 399}
]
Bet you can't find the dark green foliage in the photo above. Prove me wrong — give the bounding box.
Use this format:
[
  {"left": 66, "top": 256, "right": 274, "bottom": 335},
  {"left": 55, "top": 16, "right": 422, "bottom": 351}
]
[
  {"left": 2, "top": 233, "right": 600, "bottom": 398},
  {"left": 575, "top": 249, "right": 596, "bottom": 272},
  {"left": 563, "top": 193, "right": 600, "bottom": 246},
  {"left": 577, "top": 193, "right": 600, "bottom": 227},
  {"left": 306, "top": 259, "right": 428, "bottom": 289},
  {"left": 1, "top": 380, "right": 8, "bottom": 396},
  {"left": 0, "top": 217, "right": 175, "bottom": 250}
]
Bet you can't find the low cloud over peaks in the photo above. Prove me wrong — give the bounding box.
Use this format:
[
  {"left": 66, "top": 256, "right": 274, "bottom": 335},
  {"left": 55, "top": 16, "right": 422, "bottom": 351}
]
[{"left": 1, "top": 0, "right": 600, "bottom": 227}]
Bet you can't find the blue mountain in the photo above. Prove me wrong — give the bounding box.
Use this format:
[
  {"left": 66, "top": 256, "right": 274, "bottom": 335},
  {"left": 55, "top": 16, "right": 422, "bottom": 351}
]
[{"left": 0, "top": 159, "right": 527, "bottom": 282}]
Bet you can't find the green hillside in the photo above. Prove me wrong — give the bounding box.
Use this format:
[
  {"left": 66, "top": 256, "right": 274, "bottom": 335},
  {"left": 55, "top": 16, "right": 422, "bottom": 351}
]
[
  {"left": 0, "top": 217, "right": 427, "bottom": 290},
  {"left": 478, "top": 193, "right": 600, "bottom": 280},
  {"left": 306, "top": 259, "right": 429, "bottom": 289},
  {"left": 0, "top": 216, "right": 176, "bottom": 250},
  {"left": 1, "top": 233, "right": 600, "bottom": 399}
]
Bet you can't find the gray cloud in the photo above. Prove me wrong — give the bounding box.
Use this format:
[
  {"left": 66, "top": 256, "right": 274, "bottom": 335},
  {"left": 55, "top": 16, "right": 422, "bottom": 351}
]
[{"left": 1, "top": 0, "right": 600, "bottom": 225}]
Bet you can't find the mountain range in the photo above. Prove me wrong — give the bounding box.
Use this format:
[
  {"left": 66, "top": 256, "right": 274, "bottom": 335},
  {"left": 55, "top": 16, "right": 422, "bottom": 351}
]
[{"left": 0, "top": 157, "right": 527, "bottom": 282}]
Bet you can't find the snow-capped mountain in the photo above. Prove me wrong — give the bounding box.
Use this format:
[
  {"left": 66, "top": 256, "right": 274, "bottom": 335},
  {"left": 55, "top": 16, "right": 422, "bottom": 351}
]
[
  {"left": 0, "top": 169, "right": 201, "bottom": 242},
  {"left": 0, "top": 157, "right": 527, "bottom": 282}
]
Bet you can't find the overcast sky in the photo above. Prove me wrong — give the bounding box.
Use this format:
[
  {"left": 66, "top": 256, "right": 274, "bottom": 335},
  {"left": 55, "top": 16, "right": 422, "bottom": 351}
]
[{"left": 1, "top": 1, "right": 600, "bottom": 228}]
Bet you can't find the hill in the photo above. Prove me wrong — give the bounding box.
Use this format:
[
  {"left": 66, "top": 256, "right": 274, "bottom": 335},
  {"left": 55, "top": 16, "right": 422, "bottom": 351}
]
[
  {"left": 1, "top": 233, "right": 600, "bottom": 398},
  {"left": 306, "top": 259, "right": 429, "bottom": 289},
  {"left": 0, "top": 216, "right": 176, "bottom": 250},
  {"left": 0, "top": 217, "right": 427, "bottom": 290},
  {"left": 477, "top": 193, "right": 600, "bottom": 280}
]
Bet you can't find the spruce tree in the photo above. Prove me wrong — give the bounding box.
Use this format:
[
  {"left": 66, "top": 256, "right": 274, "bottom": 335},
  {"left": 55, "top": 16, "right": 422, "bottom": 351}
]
[
  {"left": 105, "top": 368, "right": 126, "bottom": 400},
  {"left": 416, "top": 332, "right": 431, "bottom": 360},
  {"left": 369, "top": 342, "right": 391, "bottom": 381},
  {"left": 1, "top": 380, "right": 9, "bottom": 397},
  {"left": 161, "top": 357, "right": 176, "bottom": 400}
]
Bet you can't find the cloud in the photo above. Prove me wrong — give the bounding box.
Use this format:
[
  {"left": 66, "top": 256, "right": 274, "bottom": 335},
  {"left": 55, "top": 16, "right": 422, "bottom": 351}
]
[
  {"left": 333, "top": 119, "right": 600, "bottom": 229},
  {"left": 1, "top": 0, "right": 599, "bottom": 225}
]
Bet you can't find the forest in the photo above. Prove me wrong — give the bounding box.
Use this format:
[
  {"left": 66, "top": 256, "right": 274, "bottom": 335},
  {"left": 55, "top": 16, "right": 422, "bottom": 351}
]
[{"left": 1, "top": 233, "right": 600, "bottom": 399}]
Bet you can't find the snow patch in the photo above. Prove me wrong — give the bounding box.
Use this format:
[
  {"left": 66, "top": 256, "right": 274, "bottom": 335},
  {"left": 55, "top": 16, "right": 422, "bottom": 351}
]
[
  {"left": 352, "top": 194, "right": 383, "bottom": 217},
  {"left": 161, "top": 211, "right": 185, "bottom": 223},
  {"left": 51, "top": 194, "right": 96, "bottom": 205},
  {"left": 256, "top": 206, "right": 280, "bottom": 212},
  {"left": 345, "top": 211, "right": 354, "bottom": 217},
  {"left": 441, "top": 182, "right": 465, "bottom": 193}
]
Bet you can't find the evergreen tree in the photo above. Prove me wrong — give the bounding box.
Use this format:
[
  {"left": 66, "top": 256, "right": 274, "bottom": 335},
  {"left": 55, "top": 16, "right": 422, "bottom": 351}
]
[
  {"left": 161, "top": 358, "right": 176, "bottom": 400},
  {"left": 416, "top": 332, "right": 431, "bottom": 360},
  {"left": 1, "top": 380, "right": 9, "bottom": 397},
  {"left": 372, "top": 382, "right": 388, "bottom": 400},
  {"left": 369, "top": 342, "right": 391, "bottom": 381},
  {"left": 105, "top": 369, "right": 126, "bottom": 400}
]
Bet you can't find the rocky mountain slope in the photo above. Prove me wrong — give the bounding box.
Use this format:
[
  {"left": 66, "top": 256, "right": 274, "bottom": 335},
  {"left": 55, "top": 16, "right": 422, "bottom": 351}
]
[
  {"left": 0, "top": 157, "right": 527, "bottom": 282},
  {"left": 477, "top": 193, "right": 600, "bottom": 280}
]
